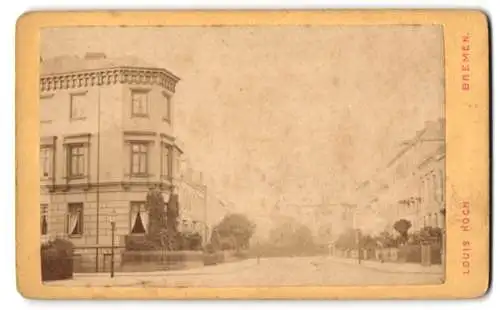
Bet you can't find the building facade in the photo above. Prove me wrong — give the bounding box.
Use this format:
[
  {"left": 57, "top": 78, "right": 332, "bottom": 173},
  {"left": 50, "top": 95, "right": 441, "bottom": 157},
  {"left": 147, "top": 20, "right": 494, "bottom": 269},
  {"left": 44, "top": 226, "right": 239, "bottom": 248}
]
[
  {"left": 176, "top": 163, "right": 208, "bottom": 242},
  {"left": 39, "top": 53, "right": 192, "bottom": 271},
  {"left": 352, "top": 119, "right": 445, "bottom": 236}
]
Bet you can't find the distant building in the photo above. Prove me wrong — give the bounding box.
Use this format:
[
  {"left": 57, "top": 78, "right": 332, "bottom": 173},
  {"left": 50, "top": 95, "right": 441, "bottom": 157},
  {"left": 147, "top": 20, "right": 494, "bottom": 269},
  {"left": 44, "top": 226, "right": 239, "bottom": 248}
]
[
  {"left": 352, "top": 119, "right": 445, "bottom": 235},
  {"left": 176, "top": 162, "right": 208, "bottom": 242},
  {"left": 38, "top": 53, "right": 200, "bottom": 271}
]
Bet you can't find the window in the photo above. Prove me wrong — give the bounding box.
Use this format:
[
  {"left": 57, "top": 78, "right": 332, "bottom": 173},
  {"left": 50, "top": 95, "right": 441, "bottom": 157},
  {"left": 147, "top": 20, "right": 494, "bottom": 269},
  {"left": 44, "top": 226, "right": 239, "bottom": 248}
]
[
  {"left": 131, "top": 90, "right": 149, "bottom": 117},
  {"left": 131, "top": 143, "right": 148, "bottom": 176},
  {"left": 70, "top": 93, "right": 86, "bottom": 120},
  {"left": 130, "top": 202, "right": 148, "bottom": 234},
  {"left": 438, "top": 170, "right": 444, "bottom": 203},
  {"left": 40, "top": 146, "right": 52, "bottom": 179},
  {"left": 40, "top": 95, "right": 54, "bottom": 123},
  {"left": 67, "top": 203, "right": 83, "bottom": 236},
  {"left": 163, "top": 92, "right": 172, "bottom": 123},
  {"left": 176, "top": 157, "right": 181, "bottom": 178},
  {"left": 432, "top": 172, "right": 439, "bottom": 203},
  {"left": 40, "top": 204, "right": 48, "bottom": 235},
  {"left": 68, "top": 144, "right": 85, "bottom": 178},
  {"left": 162, "top": 144, "right": 172, "bottom": 179}
]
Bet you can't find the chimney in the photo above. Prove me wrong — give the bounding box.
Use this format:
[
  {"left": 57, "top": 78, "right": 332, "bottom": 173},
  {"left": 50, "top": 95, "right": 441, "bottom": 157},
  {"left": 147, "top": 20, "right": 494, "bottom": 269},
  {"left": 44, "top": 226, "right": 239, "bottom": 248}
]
[{"left": 84, "top": 52, "right": 107, "bottom": 60}]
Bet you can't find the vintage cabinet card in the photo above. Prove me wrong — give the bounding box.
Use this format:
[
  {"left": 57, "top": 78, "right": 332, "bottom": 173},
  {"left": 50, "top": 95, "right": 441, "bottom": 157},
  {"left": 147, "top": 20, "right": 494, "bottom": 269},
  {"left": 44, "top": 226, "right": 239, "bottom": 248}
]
[{"left": 15, "top": 10, "right": 490, "bottom": 299}]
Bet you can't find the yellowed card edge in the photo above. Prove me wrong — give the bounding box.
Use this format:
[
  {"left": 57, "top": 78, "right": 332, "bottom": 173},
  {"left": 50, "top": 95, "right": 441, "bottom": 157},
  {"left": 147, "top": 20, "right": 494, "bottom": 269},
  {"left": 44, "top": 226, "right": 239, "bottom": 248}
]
[{"left": 15, "top": 9, "right": 490, "bottom": 300}]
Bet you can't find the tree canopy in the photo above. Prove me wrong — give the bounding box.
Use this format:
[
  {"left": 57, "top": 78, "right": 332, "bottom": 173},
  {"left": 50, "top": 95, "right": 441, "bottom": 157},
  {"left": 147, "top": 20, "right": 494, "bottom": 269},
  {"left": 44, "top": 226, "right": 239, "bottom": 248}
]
[
  {"left": 334, "top": 228, "right": 360, "bottom": 250},
  {"left": 211, "top": 213, "right": 256, "bottom": 250},
  {"left": 268, "top": 218, "right": 314, "bottom": 249},
  {"left": 393, "top": 218, "right": 412, "bottom": 244}
]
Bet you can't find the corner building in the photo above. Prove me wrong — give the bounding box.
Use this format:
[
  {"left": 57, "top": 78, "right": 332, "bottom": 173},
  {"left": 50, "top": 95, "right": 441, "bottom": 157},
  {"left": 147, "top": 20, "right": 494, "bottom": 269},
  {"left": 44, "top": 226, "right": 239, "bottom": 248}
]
[{"left": 39, "top": 53, "right": 184, "bottom": 271}]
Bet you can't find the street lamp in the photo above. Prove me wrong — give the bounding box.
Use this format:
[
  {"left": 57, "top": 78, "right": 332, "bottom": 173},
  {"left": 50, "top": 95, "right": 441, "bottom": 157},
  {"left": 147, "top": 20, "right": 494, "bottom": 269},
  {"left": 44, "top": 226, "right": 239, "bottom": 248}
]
[
  {"left": 108, "top": 209, "right": 117, "bottom": 278},
  {"left": 356, "top": 229, "right": 362, "bottom": 264}
]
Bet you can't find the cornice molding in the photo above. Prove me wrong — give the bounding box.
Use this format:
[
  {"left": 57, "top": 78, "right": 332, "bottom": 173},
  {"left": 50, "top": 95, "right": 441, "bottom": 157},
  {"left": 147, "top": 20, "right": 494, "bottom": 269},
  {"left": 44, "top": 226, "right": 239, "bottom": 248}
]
[
  {"left": 124, "top": 130, "right": 157, "bottom": 137},
  {"left": 160, "top": 133, "right": 175, "bottom": 142},
  {"left": 42, "top": 180, "right": 174, "bottom": 193},
  {"left": 40, "top": 67, "right": 180, "bottom": 93}
]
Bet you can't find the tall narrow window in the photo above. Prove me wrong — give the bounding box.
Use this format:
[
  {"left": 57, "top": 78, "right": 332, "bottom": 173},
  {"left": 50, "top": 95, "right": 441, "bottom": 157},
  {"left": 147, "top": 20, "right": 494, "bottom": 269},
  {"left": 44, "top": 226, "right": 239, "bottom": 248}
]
[
  {"left": 432, "top": 172, "right": 439, "bottom": 203},
  {"left": 163, "top": 92, "right": 172, "bottom": 123},
  {"left": 40, "top": 95, "right": 54, "bottom": 123},
  {"left": 130, "top": 202, "right": 148, "bottom": 234},
  {"left": 131, "top": 90, "right": 149, "bottom": 117},
  {"left": 70, "top": 93, "right": 86, "bottom": 120},
  {"left": 40, "top": 204, "right": 48, "bottom": 235},
  {"left": 162, "top": 144, "right": 172, "bottom": 179},
  {"left": 68, "top": 144, "right": 85, "bottom": 178},
  {"left": 40, "top": 146, "right": 52, "bottom": 179},
  {"left": 131, "top": 143, "right": 148, "bottom": 176},
  {"left": 67, "top": 203, "right": 83, "bottom": 236}
]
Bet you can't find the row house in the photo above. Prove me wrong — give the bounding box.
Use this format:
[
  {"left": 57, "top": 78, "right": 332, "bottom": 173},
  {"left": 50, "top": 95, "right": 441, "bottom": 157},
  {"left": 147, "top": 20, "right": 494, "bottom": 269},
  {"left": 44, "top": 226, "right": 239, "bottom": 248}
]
[{"left": 351, "top": 119, "right": 445, "bottom": 235}]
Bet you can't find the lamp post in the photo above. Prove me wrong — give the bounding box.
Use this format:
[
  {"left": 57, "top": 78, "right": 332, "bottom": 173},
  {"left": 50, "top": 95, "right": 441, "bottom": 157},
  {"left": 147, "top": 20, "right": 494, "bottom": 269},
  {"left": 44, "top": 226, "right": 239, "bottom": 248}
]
[
  {"left": 108, "top": 209, "right": 117, "bottom": 278},
  {"left": 203, "top": 184, "right": 208, "bottom": 246},
  {"left": 356, "top": 229, "right": 362, "bottom": 264},
  {"left": 440, "top": 208, "right": 446, "bottom": 267}
]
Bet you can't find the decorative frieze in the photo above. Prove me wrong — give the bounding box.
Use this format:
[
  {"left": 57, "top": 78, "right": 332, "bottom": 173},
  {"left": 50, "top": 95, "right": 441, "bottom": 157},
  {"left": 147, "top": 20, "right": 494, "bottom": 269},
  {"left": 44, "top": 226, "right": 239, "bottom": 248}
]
[{"left": 40, "top": 67, "right": 180, "bottom": 93}]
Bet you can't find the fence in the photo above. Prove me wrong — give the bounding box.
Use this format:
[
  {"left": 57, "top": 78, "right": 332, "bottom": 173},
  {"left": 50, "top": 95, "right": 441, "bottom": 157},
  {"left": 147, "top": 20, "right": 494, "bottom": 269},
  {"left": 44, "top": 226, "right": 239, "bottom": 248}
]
[
  {"left": 334, "top": 243, "right": 442, "bottom": 265},
  {"left": 72, "top": 245, "right": 126, "bottom": 273}
]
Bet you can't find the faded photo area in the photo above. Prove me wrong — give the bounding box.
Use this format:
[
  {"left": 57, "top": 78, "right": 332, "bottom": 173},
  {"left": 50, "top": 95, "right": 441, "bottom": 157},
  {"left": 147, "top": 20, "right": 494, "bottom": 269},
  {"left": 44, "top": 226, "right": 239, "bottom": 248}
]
[{"left": 39, "top": 26, "right": 445, "bottom": 287}]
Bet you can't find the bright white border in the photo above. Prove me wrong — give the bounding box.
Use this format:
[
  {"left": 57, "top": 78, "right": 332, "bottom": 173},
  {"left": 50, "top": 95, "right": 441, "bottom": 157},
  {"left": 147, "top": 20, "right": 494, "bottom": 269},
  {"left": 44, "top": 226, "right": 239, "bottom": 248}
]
[{"left": 2, "top": 0, "right": 497, "bottom": 309}]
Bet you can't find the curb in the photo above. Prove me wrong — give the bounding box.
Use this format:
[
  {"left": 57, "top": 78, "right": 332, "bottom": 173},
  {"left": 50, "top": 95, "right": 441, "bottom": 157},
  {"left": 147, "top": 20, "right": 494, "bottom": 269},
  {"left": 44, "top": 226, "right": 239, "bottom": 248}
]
[{"left": 329, "top": 258, "right": 443, "bottom": 275}]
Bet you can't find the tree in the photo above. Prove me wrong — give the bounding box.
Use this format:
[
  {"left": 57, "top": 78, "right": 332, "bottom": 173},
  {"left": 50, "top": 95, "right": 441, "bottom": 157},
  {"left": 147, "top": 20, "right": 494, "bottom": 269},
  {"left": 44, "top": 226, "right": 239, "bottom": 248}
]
[
  {"left": 360, "top": 234, "right": 378, "bottom": 249},
  {"left": 269, "top": 218, "right": 314, "bottom": 250},
  {"left": 212, "top": 213, "right": 256, "bottom": 250},
  {"left": 145, "top": 186, "right": 166, "bottom": 247},
  {"left": 393, "top": 219, "right": 412, "bottom": 245},
  {"left": 375, "top": 231, "right": 398, "bottom": 248},
  {"left": 335, "top": 228, "right": 361, "bottom": 250},
  {"left": 317, "top": 224, "right": 334, "bottom": 244}
]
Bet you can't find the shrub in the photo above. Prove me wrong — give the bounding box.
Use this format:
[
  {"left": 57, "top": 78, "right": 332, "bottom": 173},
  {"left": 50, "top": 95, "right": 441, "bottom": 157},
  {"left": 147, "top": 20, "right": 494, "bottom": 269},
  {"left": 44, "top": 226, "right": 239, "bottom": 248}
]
[
  {"left": 219, "top": 237, "right": 236, "bottom": 250},
  {"left": 178, "top": 232, "right": 203, "bottom": 251},
  {"left": 205, "top": 243, "right": 215, "bottom": 253},
  {"left": 121, "top": 250, "right": 203, "bottom": 264},
  {"left": 41, "top": 238, "right": 74, "bottom": 281},
  {"left": 125, "top": 234, "right": 159, "bottom": 251},
  {"left": 234, "top": 250, "right": 248, "bottom": 259},
  {"left": 398, "top": 245, "right": 422, "bottom": 263}
]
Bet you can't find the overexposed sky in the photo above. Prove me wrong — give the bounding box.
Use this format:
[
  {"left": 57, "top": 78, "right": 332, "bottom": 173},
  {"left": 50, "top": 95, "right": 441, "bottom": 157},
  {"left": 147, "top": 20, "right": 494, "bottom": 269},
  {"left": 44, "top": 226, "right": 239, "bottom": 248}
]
[{"left": 41, "top": 26, "right": 444, "bottom": 226}]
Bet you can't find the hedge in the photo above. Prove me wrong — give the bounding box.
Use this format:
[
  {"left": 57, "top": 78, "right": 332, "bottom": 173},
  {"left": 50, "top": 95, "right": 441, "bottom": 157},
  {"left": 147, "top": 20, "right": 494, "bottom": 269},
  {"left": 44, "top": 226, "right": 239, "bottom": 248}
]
[
  {"left": 41, "top": 238, "right": 74, "bottom": 281},
  {"left": 122, "top": 250, "right": 204, "bottom": 264}
]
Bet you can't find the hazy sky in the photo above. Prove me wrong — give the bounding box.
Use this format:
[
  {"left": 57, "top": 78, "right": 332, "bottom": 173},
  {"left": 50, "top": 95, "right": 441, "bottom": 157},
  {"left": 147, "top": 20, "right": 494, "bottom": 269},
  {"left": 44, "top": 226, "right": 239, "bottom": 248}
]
[{"left": 41, "top": 26, "right": 444, "bottom": 226}]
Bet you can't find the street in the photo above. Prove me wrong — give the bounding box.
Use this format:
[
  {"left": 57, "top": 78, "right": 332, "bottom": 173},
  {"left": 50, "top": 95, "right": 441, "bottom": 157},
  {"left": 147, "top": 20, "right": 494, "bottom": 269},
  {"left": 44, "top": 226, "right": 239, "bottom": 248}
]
[{"left": 45, "top": 256, "right": 445, "bottom": 287}]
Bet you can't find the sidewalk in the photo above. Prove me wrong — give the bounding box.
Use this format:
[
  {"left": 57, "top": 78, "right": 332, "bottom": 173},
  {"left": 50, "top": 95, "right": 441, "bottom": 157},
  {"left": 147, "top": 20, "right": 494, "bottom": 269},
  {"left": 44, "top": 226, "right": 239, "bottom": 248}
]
[
  {"left": 328, "top": 256, "right": 443, "bottom": 275},
  {"left": 74, "top": 258, "right": 258, "bottom": 277},
  {"left": 45, "top": 258, "right": 259, "bottom": 287}
]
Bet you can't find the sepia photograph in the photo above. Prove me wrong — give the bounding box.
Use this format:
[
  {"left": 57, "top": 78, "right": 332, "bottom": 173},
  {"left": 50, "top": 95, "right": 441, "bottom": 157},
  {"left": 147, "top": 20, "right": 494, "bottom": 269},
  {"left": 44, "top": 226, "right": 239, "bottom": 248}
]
[{"left": 37, "top": 25, "right": 447, "bottom": 288}]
